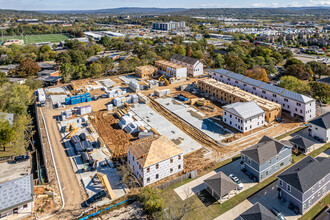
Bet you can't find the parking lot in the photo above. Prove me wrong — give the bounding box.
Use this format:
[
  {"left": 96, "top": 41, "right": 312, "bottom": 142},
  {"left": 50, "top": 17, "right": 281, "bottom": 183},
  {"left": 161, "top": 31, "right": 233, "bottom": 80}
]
[{"left": 174, "top": 159, "right": 257, "bottom": 201}]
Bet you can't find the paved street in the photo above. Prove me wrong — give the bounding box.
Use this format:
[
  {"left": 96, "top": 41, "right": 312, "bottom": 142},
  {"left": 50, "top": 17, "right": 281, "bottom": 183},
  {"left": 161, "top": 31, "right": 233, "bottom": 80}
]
[{"left": 174, "top": 159, "right": 257, "bottom": 200}]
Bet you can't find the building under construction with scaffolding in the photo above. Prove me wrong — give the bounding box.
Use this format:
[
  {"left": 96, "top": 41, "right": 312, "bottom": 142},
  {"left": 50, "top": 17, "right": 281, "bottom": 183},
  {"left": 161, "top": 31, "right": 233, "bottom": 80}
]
[{"left": 197, "top": 78, "right": 282, "bottom": 122}]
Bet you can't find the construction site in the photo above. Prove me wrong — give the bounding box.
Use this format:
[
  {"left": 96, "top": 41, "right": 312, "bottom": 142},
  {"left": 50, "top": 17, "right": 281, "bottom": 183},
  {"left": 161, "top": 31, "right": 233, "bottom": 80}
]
[{"left": 36, "top": 64, "right": 303, "bottom": 213}]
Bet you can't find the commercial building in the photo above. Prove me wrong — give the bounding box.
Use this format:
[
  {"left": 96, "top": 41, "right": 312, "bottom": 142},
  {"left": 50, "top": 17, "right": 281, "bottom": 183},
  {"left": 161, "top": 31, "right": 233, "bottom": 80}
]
[
  {"left": 155, "top": 60, "right": 187, "bottom": 78},
  {"left": 197, "top": 78, "right": 281, "bottom": 122},
  {"left": 170, "top": 54, "right": 203, "bottom": 77},
  {"left": 0, "top": 175, "right": 34, "bottom": 219},
  {"left": 277, "top": 156, "right": 330, "bottom": 214},
  {"left": 222, "top": 101, "right": 265, "bottom": 133},
  {"left": 204, "top": 172, "right": 238, "bottom": 203},
  {"left": 16, "top": 19, "right": 39, "bottom": 23},
  {"left": 135, "top": 65, "right": 158, "bottom": 78},
  {"left": 239, "top": 203, "right": 277, "bottom": 220},
  {"left": 152, "top": 21, "right": 185, "bottom": 31},
  {"left": 241, "top": 136, "right": 292, "bottom": 182},
  {"left": 211, "top": 69, "right": 315, "bottom": 121},
  {"left": 308, "top": 112, "right": 330, "bottom": 143},
  {"left": 127, "top": 135, "right": 184, "bottom": 186}
]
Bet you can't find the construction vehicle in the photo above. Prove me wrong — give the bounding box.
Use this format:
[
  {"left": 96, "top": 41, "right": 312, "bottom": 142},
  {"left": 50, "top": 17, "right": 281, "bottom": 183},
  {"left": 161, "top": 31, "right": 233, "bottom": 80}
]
[
  {"left": 66, "top": 126, "right": 80, "bottom": 139},
  {"left": 96, "top": 172, "right": 116, "bottom": 199},
  {"left": 65, "top": 123, "right": 71, "bottom": 132},
  {"left": 201, "top": 59, "right": 213, "bottom": 76},
  {"left": 158, "top": 75, "right": 170, "bottom": 86}
]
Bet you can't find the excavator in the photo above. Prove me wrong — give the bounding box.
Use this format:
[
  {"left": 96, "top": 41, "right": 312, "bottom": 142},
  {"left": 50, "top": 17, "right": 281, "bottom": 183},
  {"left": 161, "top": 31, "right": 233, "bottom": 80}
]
[{"left": 158, "top": 74, "right": 170, "bottom": 86}]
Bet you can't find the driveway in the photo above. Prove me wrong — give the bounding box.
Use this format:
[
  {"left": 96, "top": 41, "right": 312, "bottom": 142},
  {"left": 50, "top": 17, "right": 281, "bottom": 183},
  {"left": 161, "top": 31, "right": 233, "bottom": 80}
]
[{"left": 174, "top": 159, "right": 257, "bottom": 200}]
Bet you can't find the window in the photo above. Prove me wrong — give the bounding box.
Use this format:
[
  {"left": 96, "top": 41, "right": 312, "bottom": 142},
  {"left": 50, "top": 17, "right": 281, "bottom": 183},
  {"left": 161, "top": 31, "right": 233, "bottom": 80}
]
[
  {"left": 284, "top": 98, "right": 288, "bottom": 102},
  {"left": 170, "top": 168, "right": 173, "bottom": 173},
  {"left": 178, "top": 165, "right": 181, "bottom": 169},
  {"left": 224, "top": 112, "right": 226, "bottom": 115},
  {"left": 318, "top": 191, "right": 321, "bottom": 197},
  {"left": 273, "top": 94, "right": 277, "bottom": 98},
  {"left": 276, "top": 155, "right": 278, "bottom": 160},
  {"left": 279, "top": 179, "right": 283, "bottom": 186},
  {"left": 262, "top": 90, "right": 266, "bottom": 94},
  {"left": 178, "top": 155, "right": 181, "bottom": 160},
  {"left": 156, "top": 174, "right": 159, "bottom": 179},
  {"left": 156, "top": 164, "right": 159, "bottom": 169},
  {"left": 266, "top": 171, "right": 269, "bottom": 176},
  {"left": 312, "top": 186, "right": 315, "bottom": 192},
  {"left": 303, "top": 203, "right": 306, "bottom": 211},
  {"left": 248, "top": 158, "right": 251, "bottom": 164},
  {"left": 269, "top": 159, "right": 272, "bottom": 164},
  {"left": 230, "top": 115, "right": 232, "bottom": 118},
  {"left": 280, "top": 162, "right": 284, "bottom": 167},
  {"left": 242, "top": 155, "right": 245, "bottom": 160},
  {"left": 260, "top": 174, "right": 263, "bottom": 179},
  {"left": 253, "top": 87, "right": 256, "bottom": 90},
  {"left": 147, "top": 168, "right": 150, "bottom": 173},
  {"left": 287, "top": 184, "right": 291, "bottom": 192},
  {"left": 275, "top": 164, "right": 278, "bottom": 169},
  {"left": 170, "top": 158, "right": 173, "bottom": 163},
  {"left": 147, "top": 177, "right": 150, "bottom": 183},
  {"left": 23, "top": 204, "right": 28, "bottom": 208}
]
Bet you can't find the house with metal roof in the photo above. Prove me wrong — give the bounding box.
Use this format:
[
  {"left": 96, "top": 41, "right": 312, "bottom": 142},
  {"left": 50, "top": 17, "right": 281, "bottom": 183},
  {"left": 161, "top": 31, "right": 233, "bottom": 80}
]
[
  {"left": 277, "top": 156, "right": 330, "bottom": 214},
  {"left": 308, "top": 112, "right": 330, "bottom": 143},
  {"left": 127, "top": 135, "right": 183, "bottom": 186},
  {"left": 288, "top": 135, "right": 315, "bottom": 154},
  {"left": 211, "top": 68, "right": 316, "bottom": 122},
  {"left": 0, "top": 175, "right": 33, "bottom": 219},
  {"left": 239, "top": 202, "right": 277, "bottom": 220},
  {"left": 222, "top": 102, "right": 265, "bottom": 133},
  {"left": 241, "top": 136, "right": 292, "bottom": 182},
  {"left": 170, "top": 54, "right": 203, "bottom": 77},
  {"left": 204, "top": 171, "right": 238, "bottom": 203}
]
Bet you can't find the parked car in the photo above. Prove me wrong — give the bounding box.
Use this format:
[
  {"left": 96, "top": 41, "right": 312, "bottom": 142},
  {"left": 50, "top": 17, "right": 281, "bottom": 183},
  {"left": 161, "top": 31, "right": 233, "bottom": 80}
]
[
  {"left": 82, "top": 190, "right": 107, "bottom": 207},
  {"left": 13, "top": 155, "right": 30, "bottom": 163},
  {"left": 229, "top": 174, "right": 244, "bottom": 189},
  {"left": 270, "top": 207, "right": 286, "bottom": 220}
]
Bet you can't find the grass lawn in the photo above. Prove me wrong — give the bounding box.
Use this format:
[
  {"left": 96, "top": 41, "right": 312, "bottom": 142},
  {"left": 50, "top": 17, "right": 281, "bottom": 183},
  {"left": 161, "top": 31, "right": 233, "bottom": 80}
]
[
  {"left": 275, "top": 126, "right": 307, "bottom": 140},
  {"left": 1, "top": 34, "right": 70, "bottom": 44},
  {"left": 161, "top": 142, "right": 330, "bottom": 220},
  {"left": 0, "top": 144, "right": 26, "bottom": 158}
]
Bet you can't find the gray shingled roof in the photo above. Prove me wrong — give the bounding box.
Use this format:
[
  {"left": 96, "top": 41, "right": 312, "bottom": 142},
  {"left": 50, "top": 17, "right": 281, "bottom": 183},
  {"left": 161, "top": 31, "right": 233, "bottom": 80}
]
[
  {"left": 223, "top": 102, "right": 264, "bottom": 120},
  {"left": 242, "top": 77, "right": 265, "bottom": 87},
  {"left": 309, "top": 112, "right": 330, "bottom": 129},
  {"left": 214, "top": 68, "right": 230, "bottom": 76},
  {"left": 260, "top": 83, "right": 285, "bottom": 95},
  {"left": 0, "top": 175, "right": 33, "bottom": 213},
  {"left": 226, "top": 71, "right": 247, "bottom": 81},
  {"left": 171, "top": 54, "right": 199, "bottom": 65},
  {"left": 240, "top": 203, "right": 278, "bottom": 220},
  {"left": 241, "top": 136, "right": 288, "bottom": 164},
  {"left": 204, "top": 172, "right": 238, "bottom": 197},
  {"left": 289, "top": 135, "right": 314, "bottom": 150},
  {"left": 278, "top": 156, "right": 330, "bottom": 193},
  {"left": 281, "top": 90, "right": 314, "bottom": 103}
]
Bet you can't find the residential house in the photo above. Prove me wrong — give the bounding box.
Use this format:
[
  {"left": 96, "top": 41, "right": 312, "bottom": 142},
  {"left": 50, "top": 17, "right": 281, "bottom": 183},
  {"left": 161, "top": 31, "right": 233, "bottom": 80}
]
[
  {"left": 155, "top": 60, "right": 187, "bottom": 78},
  {"left": 222, "top": 101, "right": 265, "bottom": 133},
  {"left": 37, "top": 70, "right": 60, "bottom": 78},
  {"left": 288, "top": 135, "right": 315, "bottom": 154},
  {"left": 37, "top": 76, "right": 62, "bottom": 86},
  {"left": 204, "top": 171, "right": 238, "bottom": 203},
  {"left": 308, "top": 112, "right": 330, "bottom": 143},
  {"left": 239, "top": 203, "right": 277, "bottom": 220},
  {"left": 211, "top": 69, "right": 315, "bottom": 121},
  {"left": 127, "top": 135, "right": 184, "bottom": 186},
  {"left": 0, "top": 175, "right": 34, "bottom": 219},
  {"left": 170, "top": 54, "right": 203, "bottom": 77},
  {"left": 241, "top": 136, "right": 292, "bottom": 182},
  {"left": 277, "top": 156, "right": 330, "bottom": 214}
]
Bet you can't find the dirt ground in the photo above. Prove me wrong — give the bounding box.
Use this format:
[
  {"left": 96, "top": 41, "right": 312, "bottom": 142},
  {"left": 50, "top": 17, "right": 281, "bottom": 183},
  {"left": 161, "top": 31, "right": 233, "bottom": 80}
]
[
  {"left": 89, "top": 111, "right": 135, "bottom": 159},
  {"left": 34, "top": 186, "right": 58, "bottom": 215},
  {"left": 93, "top": 201, "right": 148, "bottom": 220}
]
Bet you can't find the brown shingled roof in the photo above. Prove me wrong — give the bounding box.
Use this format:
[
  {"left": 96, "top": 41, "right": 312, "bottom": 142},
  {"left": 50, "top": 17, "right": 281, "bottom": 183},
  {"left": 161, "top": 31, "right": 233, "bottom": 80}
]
[{"left": 128, "top": 135, "right": 183, "bottom": 168}]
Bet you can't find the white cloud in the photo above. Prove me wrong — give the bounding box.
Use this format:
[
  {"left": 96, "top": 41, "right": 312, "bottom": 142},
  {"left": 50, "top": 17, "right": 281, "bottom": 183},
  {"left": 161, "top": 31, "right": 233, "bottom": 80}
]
[
  {"left": 310, "top": 0, "right": 330, "bottom": 6},
  {"left": 251, "top": 3, "right": 266, "bottom": 7}
]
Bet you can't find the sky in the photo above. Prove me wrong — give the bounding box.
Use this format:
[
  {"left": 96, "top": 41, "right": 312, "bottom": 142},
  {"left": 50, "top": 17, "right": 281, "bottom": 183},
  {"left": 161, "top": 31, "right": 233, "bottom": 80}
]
[{"left": 0, "top": 0, "right": 329, "bottom": 10}]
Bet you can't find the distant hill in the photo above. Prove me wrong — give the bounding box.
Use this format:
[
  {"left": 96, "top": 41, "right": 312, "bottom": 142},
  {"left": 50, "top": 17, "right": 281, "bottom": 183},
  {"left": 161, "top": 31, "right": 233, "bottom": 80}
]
[{"left": 38, "top": 7, "right": 187, "bottom": 15}]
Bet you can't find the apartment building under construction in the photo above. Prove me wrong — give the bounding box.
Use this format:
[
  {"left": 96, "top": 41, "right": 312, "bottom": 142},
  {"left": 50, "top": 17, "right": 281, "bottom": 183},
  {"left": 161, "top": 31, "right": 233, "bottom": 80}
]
[
  {"left": 155, "top": 60, "right": 187, "bottom": 78},
  {"left": 197, "top": 78, "right": 282, "bottom": 122}
]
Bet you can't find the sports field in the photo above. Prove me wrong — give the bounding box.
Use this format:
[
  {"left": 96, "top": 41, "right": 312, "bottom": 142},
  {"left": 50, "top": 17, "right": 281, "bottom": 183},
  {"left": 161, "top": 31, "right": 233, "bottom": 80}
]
[{"left": 1, "top": 34, "right": 70, "bottom": 44}]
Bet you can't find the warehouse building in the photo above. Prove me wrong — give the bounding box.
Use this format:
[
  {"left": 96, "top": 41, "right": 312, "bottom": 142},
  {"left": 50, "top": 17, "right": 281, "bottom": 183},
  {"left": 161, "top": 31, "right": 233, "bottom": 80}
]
[
  {"left": 152, "top": 21, "right": 185, "bottom": 31},
  {"left": 197, "top": 78, "right": 281, "bottom": 122},
  {"left": 135, "top": 65, "right": 158, "bottom": 78},
  {"left": 223, "top": 102, "right": 265, "bottom": 133},
  {"left": 211, "top": 69, "right": 315, "bottom": 121},
  {"left": 127, "top": 135, "right": 184, "bottom": 186},
  {"left": 155, "top": 60, "right": 187, "bottom": 78},
  {"left": 170, "top": 54, "right": 204, "bottom": 77}
]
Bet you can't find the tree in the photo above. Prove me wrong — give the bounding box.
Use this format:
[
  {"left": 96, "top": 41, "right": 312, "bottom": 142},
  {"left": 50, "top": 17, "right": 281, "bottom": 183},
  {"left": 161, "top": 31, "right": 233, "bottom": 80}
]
[
  {"left": 0, "top": 119, "right": 15, "bottom": 151},
  {"left": 284, "top": 58, "right": 303, "bottom": 68},
  {"left": 174, "top": 45, "right": 186, "bottom": 56},
  {"left": 278, "top": 76, "right": 310, "bottom": 95},
  {"left": 56, "top": 52, "right": 72, "bottom": 64},
  {"left": 68, "top": 50, "right": 87, "bottom": 66},
  {"left": 16, "top": 58, "right": 41, "bottom": 77},
  {"left": 286, "top": 64, "right": 310, "bottom": 80},
  {"left": 272, "top": 52, "right": 283, "bottom": 64},
  {"left": 192, "top": 50, "right": 203, "bottom": 60},
  {"left": 214, "top": 54, "right": 225, "bottom": 68},
  {"left": 39, "top": 44, "right": 51, "bottom": 54},
  {"left": 225, "top": 55, "right": 247, "bottom": 74},
  {"left": 60, "top": 63, "right": 75, "bottom": 83},
  {"left": 98, "top": 36, "right": 111, "bottom": 48},
  {"left": 139, "top": 187, "right": 164, "bottom": 218},
  {"left": 309, "top": 82, "right": 330, "bottom": 103},
  {"left": 306, "top": 61, "right": 329, "bottom": 77},
  {"left": 254, "top": 56, "right": 266, "bottom": 67},
  {"left": 89, "top": 63, "right": 103, "bottom": 78},
  {"left": 0, "top": 71, "right": 9, "bottom": 86},
  {"left": 246, "top": 68, "right": 269, "bottom": 82},
  {"left": 24, "top": 78, "right": 44, "bottom": 90}
]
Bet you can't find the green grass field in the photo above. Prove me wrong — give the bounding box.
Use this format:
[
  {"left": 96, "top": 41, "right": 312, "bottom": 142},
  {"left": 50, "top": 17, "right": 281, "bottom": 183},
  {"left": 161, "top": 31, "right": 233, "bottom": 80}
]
[{"left": 1, "top": 34, "right": 70, "bottom": 44}]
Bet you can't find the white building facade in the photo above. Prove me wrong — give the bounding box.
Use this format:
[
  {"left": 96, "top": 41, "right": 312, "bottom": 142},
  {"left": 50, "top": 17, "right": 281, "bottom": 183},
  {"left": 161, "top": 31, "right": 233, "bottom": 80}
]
[
  {"left": 211, "top": 69, "right": 316, "bottom": 121},
  {"left": 308, "top": 112, "right": 330, "bottom": 143},
  {"left": 222, "top": 102, "right": 265, "bottom": 133},
  {"left": 171, "top": 54, "right": 204, "bottom": 77}
]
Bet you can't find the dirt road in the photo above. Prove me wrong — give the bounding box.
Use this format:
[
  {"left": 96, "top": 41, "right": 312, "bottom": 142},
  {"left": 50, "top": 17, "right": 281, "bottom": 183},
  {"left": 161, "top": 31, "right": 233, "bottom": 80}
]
[{"left": 42, "top": 101, "right": 85, "bottom": 219}]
